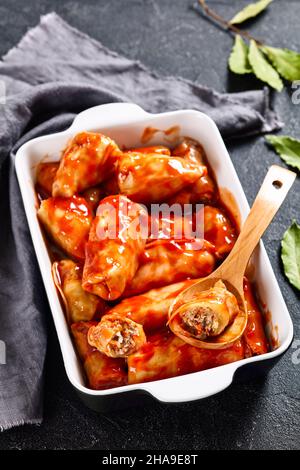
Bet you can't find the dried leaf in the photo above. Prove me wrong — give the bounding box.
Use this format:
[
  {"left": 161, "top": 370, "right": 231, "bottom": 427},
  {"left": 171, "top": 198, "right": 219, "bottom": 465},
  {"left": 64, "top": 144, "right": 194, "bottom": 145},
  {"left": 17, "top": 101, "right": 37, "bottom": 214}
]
[
  {"left": 262, "top": 46, "right": 300, "bottom": 81},
  {"left": 281, "top": 221, "right": 300, "bottom": 291},
  {"left": 266, "top": 135, "right": 300, "bottom": 171},
  {"left": 229, "top": 35, "right": 252, "bottom": 74},
  {"left": 248, "top": 40, "right": 283, "bottom": 91},
  {"left": 230, "top": 0, "right": 273, "bottom": 25}
]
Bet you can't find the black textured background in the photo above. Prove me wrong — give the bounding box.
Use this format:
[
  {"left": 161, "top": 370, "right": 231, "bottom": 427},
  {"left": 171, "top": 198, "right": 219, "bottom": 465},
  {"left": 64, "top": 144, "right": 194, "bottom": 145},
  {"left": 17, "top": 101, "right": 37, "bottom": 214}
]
[{"left": 0, "top": 0, "right": 299, "bottom": 450}]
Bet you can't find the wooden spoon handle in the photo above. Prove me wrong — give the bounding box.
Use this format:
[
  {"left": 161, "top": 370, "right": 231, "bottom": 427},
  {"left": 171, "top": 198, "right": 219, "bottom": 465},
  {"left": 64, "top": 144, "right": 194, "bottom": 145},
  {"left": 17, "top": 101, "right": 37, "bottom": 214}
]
[{"left": 216, "top": 165, "right": 296, "bottom": 288}]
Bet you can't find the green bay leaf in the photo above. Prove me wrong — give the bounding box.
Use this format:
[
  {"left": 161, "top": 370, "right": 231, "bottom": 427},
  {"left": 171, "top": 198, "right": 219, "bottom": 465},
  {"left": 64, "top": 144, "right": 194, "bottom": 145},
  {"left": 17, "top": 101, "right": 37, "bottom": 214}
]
[
  {"left": 230, "top": 0, "right": 273, "bottom": 25},
  {"left": 262, "top": 46, "right": 300, "bottom": 81},
  {"left": 281, "top": 221, "right": 300, "bottom": 291},
  {"left": 248, "top": 40, "right": 283, "bottom": 91},
  {"left": 229, "top": 35, "right": 252, "bottom": 74},
  {"left": 265, "top": 135, "right": 300, "bottom": 171}
]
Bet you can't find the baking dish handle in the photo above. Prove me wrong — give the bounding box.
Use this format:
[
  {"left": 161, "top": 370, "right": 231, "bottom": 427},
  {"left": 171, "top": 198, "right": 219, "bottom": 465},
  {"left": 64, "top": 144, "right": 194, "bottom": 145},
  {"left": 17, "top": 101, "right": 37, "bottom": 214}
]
[
  {"left": 69, "top": 102, "right": 149, "bottom": 131},
  {"left": 142, "top": 364, "right": 238, "bottom": 403}
]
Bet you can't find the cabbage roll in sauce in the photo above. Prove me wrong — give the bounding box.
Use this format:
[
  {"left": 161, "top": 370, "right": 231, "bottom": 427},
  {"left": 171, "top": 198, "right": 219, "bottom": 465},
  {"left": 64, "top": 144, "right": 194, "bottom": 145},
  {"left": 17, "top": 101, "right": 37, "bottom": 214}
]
[
  {"left": 124, "top": 239, "right": 216, "bottom": 297},
  {"left": 172, "top": 137, "right": 206, "bottom": 165},
  {"left": 203, "top": 206, "right": 237, "bottom": 258},
  {"left": 36, "top": 162, "right": 59, "bottom": 198},
  {"left": 52, "top": 260, "right": 107, "bottom": 324},
  {"left": 167, "top": 138, "right": 216, "bottom": 204},
  {"left": 117, "top": 151, "right": 205, "bottom": 202},
  {"left": 168, "top": 280, "right": 241, "bottom": 346},
  {"left": 88, "top": 314, "right": 146, "bottom": 358},
  {"left": 128, "top": 329, "right": 245, "bottom": 384},
  {"left": 37, "top": 196, "right": 93, "bottom": 260},
  {"left": 52, "top": 132, "right": 120, "bottom": 197},
  {"left": 82, "top": 195, "right": 147, "bottom": 300},
  {"left": 71, "top": 321, "right": 127, "bottom": 390},
  {"left": 106, "top": 280, "right": 196, "bottom": 333}
]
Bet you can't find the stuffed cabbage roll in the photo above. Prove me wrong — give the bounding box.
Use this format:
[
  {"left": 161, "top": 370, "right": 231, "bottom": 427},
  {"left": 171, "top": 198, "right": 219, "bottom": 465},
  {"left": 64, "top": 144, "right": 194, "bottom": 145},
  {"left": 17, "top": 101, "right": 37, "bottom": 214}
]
[
  {"left": 52, "top": 260, "right": 107, "bottom": 324},
  {"left": 36, "top": 162, "right": 59, "bottom": 198},
  {"left": 37, "top": 196, "right": 93, "bottom": 260},
  {"left": 124, "top": 239, "right": 216, "bottom": 297},
  {"left": 202, "top": 206, "right": 237, "bottom": 258},
  {"left": 88, "top": 314, "right": 146, "bottom": 358},
  {"left": 103, "top": 280, "right": 196, "bottom": 333},
  {"left": 148, "top": 206, "right": 236, "bottom": 251},
  {"left": 172, "top": 138, "right": 206, "bottom": 165},
  {"left": 117, "top": 151, "right": 205, "bottom": 202},
  {"left": 167, "top": 138, "right": 216, "bottom": 204},
  {"left": 82, "top": 195, "right": 147, "bottom": 300},
  {"left": 128, "top": 329, "right": 245, "bottom": 384},
  {"left": 52, "top": 132, "right": 120, "bottom": 197},
  {"left": 71, "top": 321, "right": 127, "bottom": 390},
  {"left": 168, "top": 280, "right": 243, "bottom": 349}
]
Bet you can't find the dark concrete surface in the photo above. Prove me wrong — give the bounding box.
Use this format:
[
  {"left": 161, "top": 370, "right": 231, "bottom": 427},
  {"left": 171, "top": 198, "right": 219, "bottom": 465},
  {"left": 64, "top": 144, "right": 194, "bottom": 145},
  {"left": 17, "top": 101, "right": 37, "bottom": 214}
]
[{"left": 0, "top": 0, "right": 299, "bottom": 450}]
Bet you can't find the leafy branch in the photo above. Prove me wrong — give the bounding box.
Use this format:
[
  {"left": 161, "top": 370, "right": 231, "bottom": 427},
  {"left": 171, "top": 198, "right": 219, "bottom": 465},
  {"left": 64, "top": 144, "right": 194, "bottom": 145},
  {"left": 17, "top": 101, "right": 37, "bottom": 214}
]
[
  {"left": 197, "top": 0, "right": 263, "bottom": 44},
  {"left": 197, "top": 0, "right": 300, "bottom": 91}
]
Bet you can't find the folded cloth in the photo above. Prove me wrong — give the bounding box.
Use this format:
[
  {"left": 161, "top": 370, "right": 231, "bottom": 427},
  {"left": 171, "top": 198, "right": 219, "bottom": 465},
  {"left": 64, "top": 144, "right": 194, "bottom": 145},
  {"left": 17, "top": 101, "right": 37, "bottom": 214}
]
[{"left": 0, "top": 12, "right": 282, "bottom": 431}]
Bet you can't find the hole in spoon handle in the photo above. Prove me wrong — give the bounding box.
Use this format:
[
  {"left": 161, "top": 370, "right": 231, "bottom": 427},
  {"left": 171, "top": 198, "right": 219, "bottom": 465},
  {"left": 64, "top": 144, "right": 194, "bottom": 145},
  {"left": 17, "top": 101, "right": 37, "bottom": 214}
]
[
  {"left": 272, "top": 180, "right": 283, "bottom": 189},
  {"left": 218, "top": 165, "right": 296, "bottom": 283},
  {"left": 252, "top": 165, "right": 296, "bottom": 212}
]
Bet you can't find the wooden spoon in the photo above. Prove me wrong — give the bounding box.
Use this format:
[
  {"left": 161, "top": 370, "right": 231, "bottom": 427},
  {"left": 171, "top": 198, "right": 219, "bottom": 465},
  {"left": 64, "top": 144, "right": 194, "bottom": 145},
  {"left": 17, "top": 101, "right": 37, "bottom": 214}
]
[{"left": 168, "top": 165, "right": 296, "bottom": 349}]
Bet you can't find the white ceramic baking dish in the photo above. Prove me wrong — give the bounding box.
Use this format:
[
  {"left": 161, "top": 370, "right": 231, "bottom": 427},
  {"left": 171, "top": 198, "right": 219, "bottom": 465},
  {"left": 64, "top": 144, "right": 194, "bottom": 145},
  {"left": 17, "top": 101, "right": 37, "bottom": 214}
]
[{"left": 15, "top": 103, "right": 293, "bottom": 411}]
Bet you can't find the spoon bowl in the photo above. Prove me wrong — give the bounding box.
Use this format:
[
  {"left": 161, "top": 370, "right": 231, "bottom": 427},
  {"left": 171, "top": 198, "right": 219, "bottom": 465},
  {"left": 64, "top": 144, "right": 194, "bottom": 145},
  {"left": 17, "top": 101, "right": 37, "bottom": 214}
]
[
  {"left": 168, "top": 165, "right": 296, "bottom": 349},
  {"left": 168, "top": 276, "right": 247, "bottom": 349}
]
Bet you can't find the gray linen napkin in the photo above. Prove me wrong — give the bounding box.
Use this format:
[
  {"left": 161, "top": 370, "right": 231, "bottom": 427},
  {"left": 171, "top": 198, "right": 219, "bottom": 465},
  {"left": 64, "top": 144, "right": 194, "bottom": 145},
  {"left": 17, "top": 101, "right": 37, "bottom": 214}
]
[{"left": 0, "top": 12, "right": 283, "bottom": 431}]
